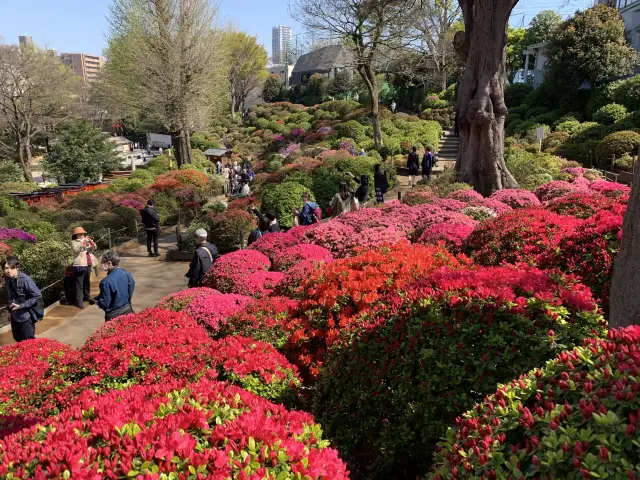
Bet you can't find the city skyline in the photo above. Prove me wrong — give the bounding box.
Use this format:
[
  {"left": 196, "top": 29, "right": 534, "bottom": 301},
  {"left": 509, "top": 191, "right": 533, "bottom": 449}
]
[{"left": 1, "top": 0, "right": 593, "bottom": 59}]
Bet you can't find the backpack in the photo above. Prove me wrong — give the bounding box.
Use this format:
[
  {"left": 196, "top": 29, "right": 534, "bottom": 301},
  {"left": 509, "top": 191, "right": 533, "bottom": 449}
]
[
  {"left": 312, "top": 207, "right": 322, "bottom": 223},
  {"left": 16, "top": 275, "right": 44, "bottom": 322}
]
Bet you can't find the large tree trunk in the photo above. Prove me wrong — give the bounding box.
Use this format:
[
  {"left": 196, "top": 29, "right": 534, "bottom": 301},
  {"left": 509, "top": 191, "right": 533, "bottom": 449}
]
[
  {"left": 609, "top": 173, "right": 640, "bottom": 328},
  {"left": 17, "top": 144, "right": 34, "bottom": 182},
  {"left": 455, "top": 0, "right": 518, "bottom": 196},
  {"left": 358, "top": 65, "right": 383, "bottom": 148},
  {"left": 172, "top": 128, "right": 192, "bottom": 167}
]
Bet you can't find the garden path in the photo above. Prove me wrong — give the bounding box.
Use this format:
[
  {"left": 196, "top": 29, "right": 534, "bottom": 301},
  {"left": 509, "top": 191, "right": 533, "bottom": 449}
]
[{"left": 0, "top": 233, "right": 188, "bottom": 348}]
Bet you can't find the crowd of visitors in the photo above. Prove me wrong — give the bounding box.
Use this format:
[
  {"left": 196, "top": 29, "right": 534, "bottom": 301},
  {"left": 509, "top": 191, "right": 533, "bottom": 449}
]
[{"left": 220, "top": 159, "right": 254, "bottom": 197}]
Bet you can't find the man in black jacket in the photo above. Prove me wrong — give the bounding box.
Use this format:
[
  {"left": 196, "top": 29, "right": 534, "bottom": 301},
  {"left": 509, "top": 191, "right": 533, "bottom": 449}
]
[
  {"left": 186, "top": 229, "right": 218, "bottom": 288},
  {"left": 251, "top": 207, "right": 280, "bottom": 233},
  {"left": 140, "top": 200, "right": 160, "bottom": 257},
  {"left": 407, "top": 146, "right": 420, "bottom": 187}
]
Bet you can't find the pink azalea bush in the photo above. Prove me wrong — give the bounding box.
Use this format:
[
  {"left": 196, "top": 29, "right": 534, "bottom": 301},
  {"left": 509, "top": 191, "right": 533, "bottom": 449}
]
[
  {"left": 589, "top": 180, "right": 631, "bottom": 198},
  {"left": 490, "top": 189, "right": 542, "bottom": 209},
  {"left": 203, "top": 249, "right": 270, "bottom": 293},
  {"left": 471, "top": 198, "right": 513, "bottom": 216},
  {"left": 231, "top": 270, "right": 286, "bottom": 298},
  {"left": 273, "top": 244, "right": 333, "bottom": 272},
  {"left": 535, "top": 180, "right": 587, "bottom": 202},
  {"left": 156, "top": 287, "right": 221, "bottom": 311},
  {"left": 182, "top": 293, "right": 253, "bottom": 332},
  {"left": 417, "top": 221, "right": 476, "bottom": 249},
  {"left": 447, "top": 189, "right": 484, "bottom": 203},
  {"left": 248, "top": 232, "right": 299, "bottom": 261},
  {"left": 304, "top": 221, "right": 357, "bottom": 257}
]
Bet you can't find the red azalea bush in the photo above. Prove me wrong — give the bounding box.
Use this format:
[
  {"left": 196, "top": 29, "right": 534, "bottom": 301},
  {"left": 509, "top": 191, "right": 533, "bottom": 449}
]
[
  {"left": 448, "top": 189, "right": 484, "bottom": 203},
  {"left": 490, "top": 189, "right": 542, "bottom": 209},
  {"left": 538, "top": 209, "right": 623, "bottom": 311},
  {"left": 151, "top": 169, "right": 209, "bottom": 191},
  {"left": 182, "top": 292, "right": 253, "bottom": 332},
  {"left": 210, "top": 336, "right": 302, "bottom": 405},
  {"left": 247, "top": 231, "right": 300, "bottom": 261},
  {"left": 314, "top": 265, "right": 605, "bottom": 479},
  {"left": 544, "top": 191, "right": 622, "bottom": 219},
  {"left": 430, "top": 326, "right": 640, "bottom": 480},
  {"left": 535, "top": 180, "right": 586, "bottom": 202},
  {"left": 0, "top": 379, "right": 349, "bottom": 479},
  {"left": 287, "top": 225, "right": 312, "bottom": 241},
  {"left": 417, "top": 221, "right": 476, "bottom": 250},
  {"left": 274, "top": 259, "right": 319, "bottom": 298},
  {"left": 0, "top": 242, "right": 12, "bottom": 258},
  {"left": 0, "top": 339, "right": 78, "bottom": 438},
  {"left": 286, "top": 242, "right": 470, "bottom": 379},
  {"left": 413, "top": 207, "right": 479, "bottom": 241},
  {"left": 203, "top": 249, "right": 270, "bottom": 293},
  {"left": 231, "top": 270, "right": 285, "bottom": 297},
  {"left": 156, "top": 287, "right": 221, "bottom": 311},
  {"left": 589, "top": 180, "right": 631, "bottom": 198},
  {"left": 74, "top": 309, "right": 216, "bottom": 391},
  {"left": 463, "top": 208, "right": 583, "bottom": 266},
  {"left": 273, "top": 243, "right": 333, "bottom": 272},
  {"left": 221, "top": 296, "right": 300, "bottom": 349},
  {"left": 335, "top": 208, "right": 407, "bottom": 234}
]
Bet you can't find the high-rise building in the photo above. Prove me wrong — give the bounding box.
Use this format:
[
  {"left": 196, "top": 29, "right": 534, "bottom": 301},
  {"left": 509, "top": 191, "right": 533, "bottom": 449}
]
[
  {"left": 272, "top": 26, "right": 293, "bottom": 65},
  {"left": 18, "top": 36, "right": 33, "bottom": 47},
  {"left": 60, "top": 53, "right": 105, "bottom": 85}
]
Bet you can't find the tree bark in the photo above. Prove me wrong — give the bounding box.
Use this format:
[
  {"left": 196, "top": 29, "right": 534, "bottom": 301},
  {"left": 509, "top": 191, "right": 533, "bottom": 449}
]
[
  {"left": 172, "top": 128, "right": 192, "bottom": 167},
  {"left": 455, "top": 0, "right": 518, "bottom": 196},
  {"left": 17, "top": 144, "right": 34, "bottom": 182},
  {"left": 609, "top": 173, "right": 640, "bottom": 328},
  {"left": 358, "top": 64, "right": 383, "bottom": 148}
]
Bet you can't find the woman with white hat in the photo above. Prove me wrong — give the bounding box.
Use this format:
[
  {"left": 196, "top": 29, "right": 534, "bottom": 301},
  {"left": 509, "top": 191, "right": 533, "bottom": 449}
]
[{"left": 71, "top": 226, "right": 97, "bottom": 309}]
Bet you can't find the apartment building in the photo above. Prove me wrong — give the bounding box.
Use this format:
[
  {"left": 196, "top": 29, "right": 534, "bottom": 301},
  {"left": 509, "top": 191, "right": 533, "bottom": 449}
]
[
  {"left": 272, "top": 26, "right": 293, "bottom": 65},
  {"left": 60, "top": 53, "right": 105, "bottom": 85},
  {"left": 598, "top": 0, "right": 640, "bottom": 50}
]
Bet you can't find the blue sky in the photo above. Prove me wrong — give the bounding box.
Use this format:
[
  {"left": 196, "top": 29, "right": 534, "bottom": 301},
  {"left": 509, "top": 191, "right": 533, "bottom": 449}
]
[{"left": 0, "top": 0, "right": 594, "bottom": 57}]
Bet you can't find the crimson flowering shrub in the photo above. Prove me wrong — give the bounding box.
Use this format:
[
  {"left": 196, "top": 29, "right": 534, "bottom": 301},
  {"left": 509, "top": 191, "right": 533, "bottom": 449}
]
[
  {"left": 151, "top": 169, "right": 209, "bottom": 191},
  {"left": 544, "top": 191, "right": 621, "bottom": 219},
  {"left": 232, "top": 270, "right": 285, "bottom": 298},
  {"left": 287, "top": 225, "right": 312, "bottom": 241},
  {"left": 74, "top": 309, "right": 216, "bottom": 392},
  {"left": 335, "top": 208, "right": 407, "bottom": 234},
  {"left": 182, "top": 292, "right": 252, "bottom": 332},
  {"left": 412, "top": 206, "right": 478, "bottom": 240},
  {"left": 156, "top": 287, "right": 221, "bottom": 311},
  {"left": 463, "top": 208, "right": 583, "bottom": 266},
  {"left": 430, "top": 326, "right": 640, "bottom": 480},
  {"left": 303, "top": 221, "right": 357, "bottom": 258},
  {"left": 589, "top": 180, "right": 631, "bottom": 198},
  {"left": 211, "top": 336, "right": 302, "bottom": 405},
  {"left": 247, "top": 232, "right": 299, "bottom": 261},
  {"left": 535, "top": 180, "right": 587, "bottom": 202},
  {"left": 315, "top": 265, "right": 605, "bottom": 479},
  {"left": 490, "top": 189, "right": 542, "bottom": 209},
  {"left": 448, "top": 189, "right": 484, "bottom": 203},
  {"left": 222, "top": 296, "right": 300, "bottom": 349},
  {"left": 286, "top": 242, "right": 470, "bottom": 379},
  {"left": 0, "top": 379, "right": 349, "bottom": 479},
  {"left": 0, "top": 340, "right": 78, "bottom": 438},
  {"left": 203, "top": 249, "right": 270, "bottom": 293},
  {"left": 273, "top": 243, "right": 333, "bottom": 272},
  {"left": 274, "top": 259, "right": 319, "bottom": 298},
  {"left": 417, "top": 221, "right": 476, "bottom": 250},
  {"left": 538, "top": 209, "right": 624, "bottom": 311},
  {"left": 0, "top": 242, "right": 11, "bottom": 259}
]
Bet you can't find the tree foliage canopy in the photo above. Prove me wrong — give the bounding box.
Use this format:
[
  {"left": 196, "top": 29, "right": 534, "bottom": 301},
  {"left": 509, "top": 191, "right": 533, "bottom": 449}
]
[
  {"left": 227, "top": 31, "right": 268, "bottom": 118},
  {"left": 43, "top": 120, "right": 121, "bottom": 183},
  {"left": 506, "top": 27, "right": 527, "bottom": 83},
  {"left": 546, "top": 5, "right": 638, "bottom": 89},
  {"left": 523, "top": 10, "right": 562, "bottom": 46},
  {"left": 262, "top": 75, "right": 284, "bottom": 103}
]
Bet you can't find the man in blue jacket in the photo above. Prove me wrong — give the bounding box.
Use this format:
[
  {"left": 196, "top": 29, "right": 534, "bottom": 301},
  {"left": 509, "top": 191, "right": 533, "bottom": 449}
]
[
  {"left": 95, "top": 250, "right": 135, "bottom": 321},
  {"left": 2, "top": 256, "right": 42, "bottom": 342},
  {"left": 295, "top": 191, "right": 320, "bottom": 226}
]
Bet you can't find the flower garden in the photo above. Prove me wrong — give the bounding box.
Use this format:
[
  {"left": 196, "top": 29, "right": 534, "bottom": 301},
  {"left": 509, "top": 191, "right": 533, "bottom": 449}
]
[{"left": 1, "top": 99, "right": 640, "bottom": 479}]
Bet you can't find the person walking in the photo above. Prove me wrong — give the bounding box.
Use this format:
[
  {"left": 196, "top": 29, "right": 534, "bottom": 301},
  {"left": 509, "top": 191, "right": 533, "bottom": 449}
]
[
  {"left": 407, "top": 146, "right": 420, "bottom": 187},
  {"left": 3, "top": 256, "right": 42, "bottom": 342},
  {"left": 240, "top": 182, "right": 251, "bottom": 197},
  {"left": 295, "top": 192, "right": 320, "bottom": 226},
  {"left": 216, "top": 160, "right": 222, "bottom": 175},
  {"left": 186, "top": 229, "right": 218, "bottom": 288},
  {"left": 70, "top": 227, "right": 97, "bottom": 309},
  {"left": 422, "top": 147, "right": 436, "bottom": 181},
  {"left": 95, "top": 250, "right": 135, "bottom": 322},
  {"left": 374, "top": 164, "right": 389, "bottom": 204},
  {"left": 140, "top": 200, "right": 160, "bottom": 257},
  {"left": 329, "top": 182, "right": 358, "bottom": 216},
  {"left": 391, "top": 101, "right": 397, "bottom": 114}
]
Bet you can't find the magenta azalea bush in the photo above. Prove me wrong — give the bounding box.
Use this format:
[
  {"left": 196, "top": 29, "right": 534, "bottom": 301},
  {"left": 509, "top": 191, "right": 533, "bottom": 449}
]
[
  {"left": 417, "top": 222, "right": 476, "bottom": 249},
  {"left": 273, "top": 244, "right": 333, "bottom": 272},
  {"left": 203, "top": 249, "right": 270, "bottom": 293},
  {"left": 490, "top": 189, "right": 542, "bottom": 209}
]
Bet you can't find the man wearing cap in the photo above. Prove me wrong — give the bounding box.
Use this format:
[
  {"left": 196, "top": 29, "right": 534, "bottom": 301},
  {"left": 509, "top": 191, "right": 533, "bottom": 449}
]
[
  {"left": 186, "top": 229, "right": 218, "bottom": 288},
  {"left": 140, "top": 199, "right": 160, "bottom": 257}
]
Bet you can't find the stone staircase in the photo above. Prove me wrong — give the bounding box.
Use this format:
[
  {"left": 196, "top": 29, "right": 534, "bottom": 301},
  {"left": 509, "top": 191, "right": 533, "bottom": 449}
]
[{"left": 436, "top": 129, "right": 459, "bottom": 172}]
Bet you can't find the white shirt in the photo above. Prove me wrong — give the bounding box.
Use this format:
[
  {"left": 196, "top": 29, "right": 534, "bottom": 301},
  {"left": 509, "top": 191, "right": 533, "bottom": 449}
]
[{"left": 241, "top": 184, "right": 251, "bottom": 196}]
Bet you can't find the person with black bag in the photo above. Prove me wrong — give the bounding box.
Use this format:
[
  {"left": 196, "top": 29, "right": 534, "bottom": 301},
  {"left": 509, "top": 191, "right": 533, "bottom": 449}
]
[
  {"left": 374, "top": 164, "right": 389, "bottom": 204},
  {"left": 95, "top": 250, "right": 135, "bottom": 322},
  {"left": 140, "top": 200, "right": 160, "bottom": 257},
  {"left": 186, "top": 229, "right": 218, "bottom": 288},
  {"left": 407, "top": 146, "right": 420, "bottom": 187},
  {"left": 2, "top": 256, "right": 43, "bottom": 342}
]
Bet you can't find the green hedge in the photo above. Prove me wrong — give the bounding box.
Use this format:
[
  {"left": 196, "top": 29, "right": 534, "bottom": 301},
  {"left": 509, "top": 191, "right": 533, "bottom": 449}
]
[{"left": 260, "top": 181, "right": 313, "bottom": 228}]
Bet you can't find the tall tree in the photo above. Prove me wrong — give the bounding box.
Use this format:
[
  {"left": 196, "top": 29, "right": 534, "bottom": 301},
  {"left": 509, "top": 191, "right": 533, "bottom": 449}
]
[
  {"left": 0, "top": 43, "right": 78, "bottom": 181},
  {"left": 292, "top": 0, "right": 420, "bottom": 148},
  {"left": 523, "top": 10, "right": 562, "bottom": 46},
  {"left": 103, "top": 0, "right": 228, "bottom": 167},
  {"left": 413, "top": 0, "right": 461, "bottom": 92},
  {"left": 262, "top": 74, "right": 284, "bottom": 103},
  {"left": 505, "top": 27, "right": 526, "bottom": 83},
  {"left": 454, "top": 0, "right": 519, "bottom": 196},
  {"left": 43, "top": 119, "right": 121, "bottom": 183},
  {"left": 227, "top": 32, "right": 268, "bottom": 120},
  {"left": 546, "top": 5, "right": 638, "bottom": 89},
  {"left": 327, "top": 70, "right": 352, "bottom": 98}
]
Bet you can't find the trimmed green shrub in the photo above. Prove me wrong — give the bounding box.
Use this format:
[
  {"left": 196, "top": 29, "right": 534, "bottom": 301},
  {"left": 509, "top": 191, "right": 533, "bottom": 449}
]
[
  {"left": 0, "top": 160, "right": 23, "bottom": 183},
  {"left": 423, "top": 95, "right": 449, "bottom": 109},
  {"left": 569, "top": 122, "right": 612, "bottom": 143},
  {"left": 0, "top": 182, "right": 39, "bottom": 196},
  {"left": 108, "top": 178, "right": 147, "bottom": 193},
  {"left": 208, "top": 174, "right": 226, "bottom": 196},
  {"left": 555, "top": 119, "right": 583, "bottom": 135},
  {"left": 204, "top": 209, "right": 255, "bottom": 251},
  {"left": 20, "top": 240, "right": 73, "bottom": 304},
  {"left": 311, "top": 166, "right": 345, "bottom": 211},
  {"left": 597, "top": 130, "right": 640, "bottom": 159},
  {"left": 612, "top": 74, "right": 640, "bottom": 110},
  {"left": 260, "top": 181, "right": 313, "bottom": 228},
  {"left": 505, "top": 146, "right": 563, "bottom": 189},
  {"left": 543, "top": 131, "right": 570, "bottom": 149},
  {"left": 334, "top": 121, "right": 368, "bottom": 144},
  {"left": 129, "top": 169, "right": 156, "bottom": 184},
  {"left": 66, "top": 195, "right": 115, "bottom": 215},
  {"left": 593, "top": 103, "right": 628, "bottom": 125},
  {"left": 266, "top": 159, "right": 283, "bottom": 173},
  {"left": 3, "top": 212, "right": 59, "bottom": 242},
  {"left": 505, "top": 83, "right": 534, "bottom": 108},
  {"left": 152, "top": 192, "right": 180, "bottom": 225},
  {"left": 0, "top": 195, "right": 28, "bottom": 217}
]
